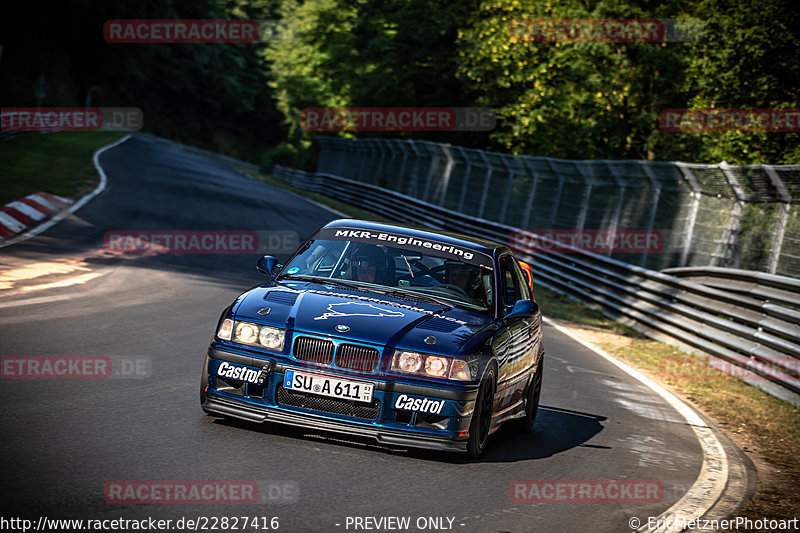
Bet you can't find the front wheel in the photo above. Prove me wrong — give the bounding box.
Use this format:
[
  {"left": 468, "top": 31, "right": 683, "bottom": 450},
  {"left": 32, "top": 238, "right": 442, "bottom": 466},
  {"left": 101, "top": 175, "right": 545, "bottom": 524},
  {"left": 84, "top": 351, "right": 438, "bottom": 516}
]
[{"left": 466, "top": 368, "right": 496, "bottom": 459}]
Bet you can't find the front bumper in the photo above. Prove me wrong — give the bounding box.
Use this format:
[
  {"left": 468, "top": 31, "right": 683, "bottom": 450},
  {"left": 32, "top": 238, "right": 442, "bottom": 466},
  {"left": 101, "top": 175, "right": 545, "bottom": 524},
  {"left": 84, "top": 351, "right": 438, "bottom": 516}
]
[{"left": 201, "top": 348, "right": 480, "bottom": 452}]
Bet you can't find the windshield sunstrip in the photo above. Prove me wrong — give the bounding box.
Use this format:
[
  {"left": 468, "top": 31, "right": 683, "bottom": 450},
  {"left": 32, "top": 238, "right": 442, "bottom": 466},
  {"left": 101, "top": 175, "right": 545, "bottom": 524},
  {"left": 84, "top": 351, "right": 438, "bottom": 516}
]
[{"left": 316, "top": 227, "right": 492, "bottom": 268}]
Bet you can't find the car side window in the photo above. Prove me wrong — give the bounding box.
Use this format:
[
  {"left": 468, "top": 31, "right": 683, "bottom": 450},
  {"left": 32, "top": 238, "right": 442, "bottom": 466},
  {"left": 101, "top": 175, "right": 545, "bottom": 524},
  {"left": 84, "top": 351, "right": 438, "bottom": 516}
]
[{"left": 499, "top": 255, "right": 523, "bottom": 311}]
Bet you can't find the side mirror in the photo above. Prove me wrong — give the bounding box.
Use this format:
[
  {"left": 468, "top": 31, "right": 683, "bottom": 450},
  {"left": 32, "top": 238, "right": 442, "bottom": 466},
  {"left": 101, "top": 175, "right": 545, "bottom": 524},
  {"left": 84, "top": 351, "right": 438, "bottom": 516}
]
[
  {"left": 256, "top": 255, "right": 282, "bottom": 278},
  {"left": 505, "top": 299, "right": 539, "bottom": 319}
]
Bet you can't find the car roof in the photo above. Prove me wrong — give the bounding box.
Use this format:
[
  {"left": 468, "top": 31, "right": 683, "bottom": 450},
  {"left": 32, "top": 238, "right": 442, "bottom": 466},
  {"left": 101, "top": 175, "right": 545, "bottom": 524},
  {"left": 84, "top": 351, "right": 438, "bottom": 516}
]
[{"left": 320, "top": 219, "right": 506, "bottom": 257}]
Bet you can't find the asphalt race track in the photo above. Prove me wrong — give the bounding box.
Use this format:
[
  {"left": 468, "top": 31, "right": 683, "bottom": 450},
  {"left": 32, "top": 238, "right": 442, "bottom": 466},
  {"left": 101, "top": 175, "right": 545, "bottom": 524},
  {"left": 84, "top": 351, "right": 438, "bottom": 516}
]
[{"left": 0, "top": 137, "right": 736, "bottom": 532}]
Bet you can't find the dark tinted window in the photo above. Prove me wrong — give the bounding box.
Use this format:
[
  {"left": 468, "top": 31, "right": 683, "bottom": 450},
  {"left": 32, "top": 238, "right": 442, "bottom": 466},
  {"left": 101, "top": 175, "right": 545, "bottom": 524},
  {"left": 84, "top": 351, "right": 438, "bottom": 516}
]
[{"left": 498, "top": 255, "right": 523, "bottom": 309}]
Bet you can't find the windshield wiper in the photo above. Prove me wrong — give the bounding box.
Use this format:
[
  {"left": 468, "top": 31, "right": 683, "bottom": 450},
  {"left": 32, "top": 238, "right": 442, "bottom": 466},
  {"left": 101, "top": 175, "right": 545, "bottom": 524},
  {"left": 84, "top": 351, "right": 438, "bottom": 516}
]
[{"left": 400, "top": 255, "right": 415, "bottom": 278}]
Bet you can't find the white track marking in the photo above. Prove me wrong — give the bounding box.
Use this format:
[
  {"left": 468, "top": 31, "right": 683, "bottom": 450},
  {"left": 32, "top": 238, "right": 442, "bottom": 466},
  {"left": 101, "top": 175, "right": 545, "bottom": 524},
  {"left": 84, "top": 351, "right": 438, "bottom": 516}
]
[
  {"left": 6, "top": 201, "right": 46, "bottom": 220},
  {"left": 0, "top": 134, "right": 132, "bottom": 248},
  {"left": 543, "top": 317, "right": 728, "bottom": 533}
]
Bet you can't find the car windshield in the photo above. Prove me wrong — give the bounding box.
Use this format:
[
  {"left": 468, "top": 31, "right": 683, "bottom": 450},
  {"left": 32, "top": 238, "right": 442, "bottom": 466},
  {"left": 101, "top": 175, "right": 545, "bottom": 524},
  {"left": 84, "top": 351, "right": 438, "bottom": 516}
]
[{"left": 281, "top": 230, "right": 494, "bottom": 314}]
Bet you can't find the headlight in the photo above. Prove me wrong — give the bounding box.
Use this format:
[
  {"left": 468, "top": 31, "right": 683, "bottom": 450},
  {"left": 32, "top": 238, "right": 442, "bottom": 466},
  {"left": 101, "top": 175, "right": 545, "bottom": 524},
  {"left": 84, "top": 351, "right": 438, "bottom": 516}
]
[
  {"left": 391, "top": 351, "right": 470, "bottom": 381},
  {"left": 259, "top": 326, "right": 285, "bottom": 349},
  {"left": 395, "top": 351, "right": 423, "bottom": 373},
  {"left": 220, "top": 320, "right": 286, "bottom": 351},
  {"left": 236, "top": 322, "right": 259, "bottom": 344},
  {"left": 425, "top": 356, "right": 449, "bottom": 377},
  {"left": 216, "top": 318, "right": 234, "bottom": 340}
]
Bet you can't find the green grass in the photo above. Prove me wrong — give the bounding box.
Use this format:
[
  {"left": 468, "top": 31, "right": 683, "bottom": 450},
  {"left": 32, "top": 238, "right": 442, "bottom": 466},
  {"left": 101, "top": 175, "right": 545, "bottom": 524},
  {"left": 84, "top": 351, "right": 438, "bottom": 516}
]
[
  {"left": 533, "top": 285, "right": 644, "bottom": 336},
  {"left": 0, "top": 131, "right": 123, "bottom": 205},
  {"left": 534, "top": 285, "right": 616, "bottom": 326}
]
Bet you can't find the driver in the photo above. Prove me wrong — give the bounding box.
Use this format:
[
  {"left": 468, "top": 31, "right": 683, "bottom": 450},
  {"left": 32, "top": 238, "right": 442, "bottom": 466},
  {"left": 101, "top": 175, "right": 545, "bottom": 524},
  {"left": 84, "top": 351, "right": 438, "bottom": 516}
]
[
  {"left": 443, "top": 260, "right": 481, "bottom": 300},
  {"left": 350, "top": 245, "right": 391, "bottom": 284}
]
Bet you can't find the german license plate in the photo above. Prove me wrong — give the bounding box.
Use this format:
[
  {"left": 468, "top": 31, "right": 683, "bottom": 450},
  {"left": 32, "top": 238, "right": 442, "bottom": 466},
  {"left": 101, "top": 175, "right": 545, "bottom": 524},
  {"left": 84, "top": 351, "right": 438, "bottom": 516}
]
[{"left": 284, "top": 369, "right": 374, "bottom": 403}]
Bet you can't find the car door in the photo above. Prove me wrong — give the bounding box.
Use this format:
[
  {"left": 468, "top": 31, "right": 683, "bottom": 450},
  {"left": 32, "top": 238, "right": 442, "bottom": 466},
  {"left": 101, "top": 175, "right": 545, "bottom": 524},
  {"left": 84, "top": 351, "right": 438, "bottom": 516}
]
[{"left": 492, "top": 253, "right": 539, "bottom": 416}]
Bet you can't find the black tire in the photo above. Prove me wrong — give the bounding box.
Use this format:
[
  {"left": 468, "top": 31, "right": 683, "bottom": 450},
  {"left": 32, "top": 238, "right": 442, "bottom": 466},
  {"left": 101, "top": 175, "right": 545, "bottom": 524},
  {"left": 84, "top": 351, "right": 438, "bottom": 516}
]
[
  {"left": 466, "top": 368, "right": 496, "bottom": 459},
  {"left": 516, "top": 359, "right": 543, "bottom": 434}
]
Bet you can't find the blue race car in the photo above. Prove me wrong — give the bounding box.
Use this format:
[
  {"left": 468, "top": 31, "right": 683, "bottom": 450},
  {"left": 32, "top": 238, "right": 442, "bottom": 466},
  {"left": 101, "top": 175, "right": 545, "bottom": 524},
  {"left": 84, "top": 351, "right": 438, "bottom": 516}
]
[{"left": 201, "top": 219, "right": 544, "bottom": 458}]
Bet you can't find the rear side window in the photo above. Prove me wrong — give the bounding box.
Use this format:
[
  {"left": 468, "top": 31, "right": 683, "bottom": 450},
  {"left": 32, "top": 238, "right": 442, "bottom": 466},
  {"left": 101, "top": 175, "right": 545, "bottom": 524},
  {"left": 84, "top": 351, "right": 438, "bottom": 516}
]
[{"left": 511, "top": 258, "right": 531, "bottom": 301}]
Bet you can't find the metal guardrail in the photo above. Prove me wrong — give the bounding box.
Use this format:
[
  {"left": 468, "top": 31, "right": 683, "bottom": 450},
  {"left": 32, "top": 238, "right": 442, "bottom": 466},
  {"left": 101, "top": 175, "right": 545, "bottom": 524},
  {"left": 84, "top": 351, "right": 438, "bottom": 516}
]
[
  {"left": 272, "top": 164, "right": 800, "bottom": 406},
  {"left": 662, "top": 266, "right": 800, "bottom": 311}
]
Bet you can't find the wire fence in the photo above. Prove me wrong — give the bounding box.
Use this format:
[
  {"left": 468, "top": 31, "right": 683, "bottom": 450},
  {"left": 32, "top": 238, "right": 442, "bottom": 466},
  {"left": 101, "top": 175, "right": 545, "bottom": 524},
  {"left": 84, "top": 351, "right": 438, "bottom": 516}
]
[{"left": 315, "top": 136, "right": 800, "bottom": 277}]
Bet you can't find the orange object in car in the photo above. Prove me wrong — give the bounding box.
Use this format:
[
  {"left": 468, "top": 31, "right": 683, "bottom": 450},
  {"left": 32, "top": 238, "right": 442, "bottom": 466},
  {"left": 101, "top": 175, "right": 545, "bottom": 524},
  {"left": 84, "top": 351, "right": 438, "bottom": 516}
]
[{"left": 517, "top": 260, "right": 534, "bottom": 298}]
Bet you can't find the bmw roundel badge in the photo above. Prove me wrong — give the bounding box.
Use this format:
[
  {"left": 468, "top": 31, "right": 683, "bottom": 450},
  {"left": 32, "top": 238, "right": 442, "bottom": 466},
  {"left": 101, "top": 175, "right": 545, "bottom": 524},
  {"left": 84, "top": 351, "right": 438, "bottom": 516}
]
[{"left": 335, "top": 324, "right": 350, "bottom": 332}]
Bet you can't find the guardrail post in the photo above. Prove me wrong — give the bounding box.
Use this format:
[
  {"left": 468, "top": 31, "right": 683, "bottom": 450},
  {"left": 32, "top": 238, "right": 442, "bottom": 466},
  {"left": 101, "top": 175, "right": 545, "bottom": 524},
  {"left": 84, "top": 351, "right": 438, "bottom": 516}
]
[
  {"left": 573, "top": 161, "right": 594, "bottom": 232},
  {"left": 545, "top": 158, "right": 564, "bottom": 227},
  {"left": 762, "top": 165, "right": 793, "bottom": 274},
  {"left": 676, "top": 163, "right": 702, "bottom": 267},
  {"left": 406, "top": 140, "right": 424, "bottom": 198},
  {"left": 476, "top": 151, "right": 493, "bottom": 219},
  {"left": 717, "top": 161, "right": 747, "bottom": 268},
  {"left": 520, "top": 157, "right": 542, "bottom": 229},
  {"left": 366, "top": 138, "right": 380, "bottom": 182},
  {"left": 434, "top": 144, "right": 456, "bottom": 206},
  {"left": 396, "top": 141, "right": 410, "bottom": 192},
  {"left": 604, "top": 162, "right": 626, "bottom": 257},
  {"left": 498, "top": 156, "right": 517, "bottom": 225},
  {"left": 456, "top": 147, "right": 474, "bottom": 214},
  {"left": 640, "top": 162, "right": 663, "bottom": 267},
  {"left": 386, "top": 139, "right": 402, "bottom": 191},
  {"left": 421, "top": 141, "right": 442, "bottom": 204}
]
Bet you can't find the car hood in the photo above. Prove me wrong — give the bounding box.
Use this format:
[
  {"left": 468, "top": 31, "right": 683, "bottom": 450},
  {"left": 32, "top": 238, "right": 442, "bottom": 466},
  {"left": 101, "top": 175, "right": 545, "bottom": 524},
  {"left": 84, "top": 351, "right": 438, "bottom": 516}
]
[{"left": 232, "top": 282, "right": 494, "bottom": 355}]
